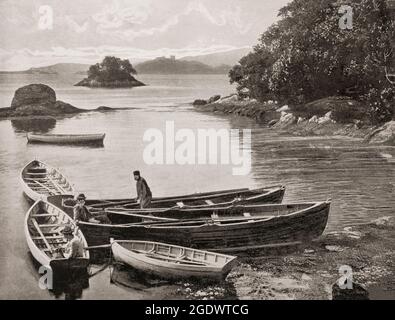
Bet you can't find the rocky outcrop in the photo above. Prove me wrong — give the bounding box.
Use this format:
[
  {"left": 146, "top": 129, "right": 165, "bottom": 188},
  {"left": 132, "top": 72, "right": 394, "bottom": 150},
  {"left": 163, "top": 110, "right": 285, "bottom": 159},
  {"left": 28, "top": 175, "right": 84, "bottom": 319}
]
[
  {"left": 0, "top": 84, "right": 114, "bottom": 118},
  {"left": 75, "top": 77, "right": 145, "bottom": 88},
  {"left": 364, "top": 121, "right": 395, "bottom": 145},
  {"left": 11, "top": 84, "right": 56, "bottom": 109},
  {"left": 193, "top": 99, "right": 208, "bottom": 106}
]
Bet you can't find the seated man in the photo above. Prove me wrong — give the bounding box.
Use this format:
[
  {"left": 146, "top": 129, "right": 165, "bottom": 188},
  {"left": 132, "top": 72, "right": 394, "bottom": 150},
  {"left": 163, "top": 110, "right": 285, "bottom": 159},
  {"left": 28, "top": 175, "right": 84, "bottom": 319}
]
[
  {"left": 58, "top": 225, "right": 84, "bottom": 259},
  {"left": 73, "top": 193, "right": 111, "bottom": 224}
]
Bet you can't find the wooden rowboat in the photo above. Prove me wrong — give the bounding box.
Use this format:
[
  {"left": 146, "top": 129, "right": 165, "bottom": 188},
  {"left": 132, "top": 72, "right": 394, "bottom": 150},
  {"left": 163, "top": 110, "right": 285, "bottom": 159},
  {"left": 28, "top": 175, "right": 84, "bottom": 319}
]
[
  {"left": 25, "top": 200, "right": 89, "bottom": 272},
  {"left": 61, "top": 186, "right": 286, "bottom": 213},
  {"left": 50, "top": 195, "right": 330, "bottom": 253},
  {"left": 21, "top": 160, "right": 75, "bottom": 202},
  {"left": 27, "top": 133, "right": 105, "bottom": 145},
  {"left": 111, "top": 239, "right": 237, "bottom": 281}
]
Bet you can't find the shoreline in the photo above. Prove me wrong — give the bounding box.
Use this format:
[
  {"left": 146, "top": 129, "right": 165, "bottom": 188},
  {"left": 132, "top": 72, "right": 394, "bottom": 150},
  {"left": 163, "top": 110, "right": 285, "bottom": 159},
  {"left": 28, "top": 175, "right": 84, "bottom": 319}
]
[
  {"left": 172, "top": 217, "right": 394, "bottom": 300},
  {"left": 193, "top": 95, "right": 395, "bottom": 146}
]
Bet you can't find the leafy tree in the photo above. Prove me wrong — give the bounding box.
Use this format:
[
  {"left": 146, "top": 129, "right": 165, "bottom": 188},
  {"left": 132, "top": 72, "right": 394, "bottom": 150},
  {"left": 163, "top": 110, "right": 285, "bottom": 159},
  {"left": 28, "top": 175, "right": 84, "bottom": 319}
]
[
  {"left": 87, "top": 56, "right": 137, "bottom": 82},
  {"left": 229, "top": 0, "right": 395, "bottom": 123}
]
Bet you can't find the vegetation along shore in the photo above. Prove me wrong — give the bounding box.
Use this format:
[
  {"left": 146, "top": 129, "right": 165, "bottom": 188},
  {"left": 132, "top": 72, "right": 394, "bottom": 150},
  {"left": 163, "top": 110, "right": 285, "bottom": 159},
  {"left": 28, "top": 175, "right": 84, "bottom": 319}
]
[{"left": 195, "top": 0, "right": 395, "bottom": 146}]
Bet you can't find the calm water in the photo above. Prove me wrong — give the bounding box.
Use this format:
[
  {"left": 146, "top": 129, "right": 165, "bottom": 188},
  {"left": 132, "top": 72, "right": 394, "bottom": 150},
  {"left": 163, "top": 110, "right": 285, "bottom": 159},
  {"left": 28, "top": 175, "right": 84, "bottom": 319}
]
[{"left": 0, "top": 74, "right": 394, "bottom": 299}]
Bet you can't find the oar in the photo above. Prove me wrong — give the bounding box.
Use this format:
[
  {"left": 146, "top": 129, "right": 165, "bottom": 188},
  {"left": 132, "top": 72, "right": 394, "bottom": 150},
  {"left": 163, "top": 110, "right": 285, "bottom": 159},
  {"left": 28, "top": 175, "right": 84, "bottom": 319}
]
[
  {"left": 105, "top": 210, "right": 178, "bottom": 222},
  {"left": 84, "top": 244, "right": 112, "bottom": 250}
]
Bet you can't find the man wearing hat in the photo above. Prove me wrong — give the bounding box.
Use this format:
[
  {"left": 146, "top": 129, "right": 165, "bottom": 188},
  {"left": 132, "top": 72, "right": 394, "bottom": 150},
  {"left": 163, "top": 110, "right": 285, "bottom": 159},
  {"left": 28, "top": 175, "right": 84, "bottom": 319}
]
[
  {"left": 73, "top": 193, "right": 111, "bottom": 224},
  {"left": 57, "top": 224, "right": 84, "bottom": 259},
  {"left": 133, "top": 170, "right": 152, "bottom": 208}
]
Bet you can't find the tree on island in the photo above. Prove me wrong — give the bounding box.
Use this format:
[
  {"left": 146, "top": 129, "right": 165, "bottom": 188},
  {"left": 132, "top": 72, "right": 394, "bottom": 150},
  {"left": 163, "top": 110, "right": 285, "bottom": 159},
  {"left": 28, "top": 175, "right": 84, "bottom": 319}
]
[
  {"left": 229, "top": 0, "right": 394, "bottom": 124},
  {"left": 76, "top": 56, "right": 144, "bottom": 87},
  {"left": 88, "top": 56, "right": 137, "bottom": 81}
]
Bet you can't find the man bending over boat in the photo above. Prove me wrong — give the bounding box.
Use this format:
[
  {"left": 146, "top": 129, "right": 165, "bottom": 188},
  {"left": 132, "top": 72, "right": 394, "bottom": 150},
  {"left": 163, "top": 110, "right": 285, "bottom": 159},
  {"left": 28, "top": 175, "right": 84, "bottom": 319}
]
[
  {"left": 57, "top": 225, "right": 84, "bottom": 259},
  {"left": 73, "top": 193, "right": 111, "bottom": 224},
  {"left": 133, "top": 170, "right": 152, "bottom": 208}
]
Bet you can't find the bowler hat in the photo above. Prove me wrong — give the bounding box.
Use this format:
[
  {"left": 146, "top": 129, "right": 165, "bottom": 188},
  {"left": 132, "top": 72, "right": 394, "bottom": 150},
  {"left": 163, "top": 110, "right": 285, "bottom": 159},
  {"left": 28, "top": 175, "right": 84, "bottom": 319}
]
[
  {"left": 61, "top": 224, "right": 74, "bottom": 235},
  {"left": 77, "top": 193, "right": 86, "bottom": 200}
]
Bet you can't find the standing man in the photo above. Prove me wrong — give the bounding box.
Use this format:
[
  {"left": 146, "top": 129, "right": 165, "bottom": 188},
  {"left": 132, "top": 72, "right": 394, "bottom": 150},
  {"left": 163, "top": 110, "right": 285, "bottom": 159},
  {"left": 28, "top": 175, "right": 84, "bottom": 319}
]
[{"left": 133, "top": 170, "right": 152, "bottom": 208}]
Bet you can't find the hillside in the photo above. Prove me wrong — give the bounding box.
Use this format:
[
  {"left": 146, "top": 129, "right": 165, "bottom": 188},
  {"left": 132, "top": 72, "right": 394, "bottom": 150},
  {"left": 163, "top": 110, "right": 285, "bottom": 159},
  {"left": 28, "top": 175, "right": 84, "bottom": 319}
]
[
  {"left": 180, "top": 48, "right": 251, "bottom": 67},
  {"left": 135, "top": 57, "right": 231, "bottom": 74},
  {"left": 0, "top": 63, "right": 90, "bottom": 75}
]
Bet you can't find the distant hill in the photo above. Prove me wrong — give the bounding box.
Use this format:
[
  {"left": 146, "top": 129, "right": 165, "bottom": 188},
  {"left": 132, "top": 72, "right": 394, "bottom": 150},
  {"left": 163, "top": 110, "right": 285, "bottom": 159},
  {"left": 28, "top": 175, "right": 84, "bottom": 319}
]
[
  {"left": 0, "top": 63, "right": 90, "bottom": 75},
  {"left": 135, "top": 57, "right": 231, "bottom": 74},
  {"left": 180, "top": 48, "right": 251, "bottom": 67}
]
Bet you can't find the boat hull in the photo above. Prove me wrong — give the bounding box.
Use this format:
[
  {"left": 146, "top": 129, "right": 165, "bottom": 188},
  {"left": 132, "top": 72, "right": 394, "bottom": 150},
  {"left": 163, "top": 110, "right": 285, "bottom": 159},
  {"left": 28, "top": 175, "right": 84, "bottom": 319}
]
[
  {"left": 27, "top": 133, "right": 105, "bottom": 145},
  {"left": 111, "top": 240, "right": 236, "bottom": 281},
  {"left": 24, "top": 200, "right": 90, "bottom": 272},
  {"left": 51, "top": 196, "right": 330, "bottom": 253},
  {"left": 20, "top": 160, "right": 75, "bottom": 202},
  {"left": 60, "top": 186, "right": 285, "bottom": 222}
]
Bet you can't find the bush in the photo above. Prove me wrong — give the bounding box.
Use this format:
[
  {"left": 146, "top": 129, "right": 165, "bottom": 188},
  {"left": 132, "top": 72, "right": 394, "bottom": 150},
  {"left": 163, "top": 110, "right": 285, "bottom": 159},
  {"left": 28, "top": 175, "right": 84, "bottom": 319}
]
[{"left": 229, "top": 0, "right": 395, "bottom": 124}]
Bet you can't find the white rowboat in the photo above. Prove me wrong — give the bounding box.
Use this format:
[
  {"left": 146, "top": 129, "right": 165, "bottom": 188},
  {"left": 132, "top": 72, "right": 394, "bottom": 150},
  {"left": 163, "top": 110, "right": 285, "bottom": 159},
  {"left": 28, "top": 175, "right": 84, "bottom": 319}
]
[
  {"left": 111, "top": 239, "right": 237, "bottom": 281},
  {"left": 20, "top": 160, "right": 75, "bottom": 202}
]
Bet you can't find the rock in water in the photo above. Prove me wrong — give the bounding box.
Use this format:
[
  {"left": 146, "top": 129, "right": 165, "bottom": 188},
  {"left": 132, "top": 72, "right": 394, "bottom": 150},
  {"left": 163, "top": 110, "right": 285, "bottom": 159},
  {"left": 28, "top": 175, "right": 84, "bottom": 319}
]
[
  {"left": 208, "top": 95, "right": 221, "bottom": 104},
  {"left": 193, "top": 99, "right": 208, "bottom": 106},
  {"left": 365, "top": 121, "right": 395, "bottom": 145},
  {"left": 11, "top": 84, "right": 56, "bottom": 109},
  {"left": 332, "top": 282, "right": 369, "bottom": 300}
]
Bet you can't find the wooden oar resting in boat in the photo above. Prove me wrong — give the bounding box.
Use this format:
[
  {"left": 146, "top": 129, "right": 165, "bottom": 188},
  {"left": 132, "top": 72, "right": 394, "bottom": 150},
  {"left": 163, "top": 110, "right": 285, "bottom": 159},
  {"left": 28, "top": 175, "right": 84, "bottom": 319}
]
[
  {"left": 61, "top": 185, "right": 286, "bottom": 213},
  {"left": 27, "top": 133, "right": 105, "bottom": 146},
  {"left": 24, "top": 200, "right": 90, "bottom": 272},
  {"left": 110, "top": 239, "right": 237, "bottom": 281},
  {"left": 49, "top": 195, "right": 331, "bottom": 253},
  {"left": 20, "top": 160, "right": 75, "bottom": 202}
]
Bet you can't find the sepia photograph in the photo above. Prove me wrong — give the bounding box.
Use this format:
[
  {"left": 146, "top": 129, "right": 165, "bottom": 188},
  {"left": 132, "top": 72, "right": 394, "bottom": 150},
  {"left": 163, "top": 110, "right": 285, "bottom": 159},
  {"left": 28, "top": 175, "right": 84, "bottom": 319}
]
[{"left": 0, "top": 0, "right": 394, "bottom": 304}]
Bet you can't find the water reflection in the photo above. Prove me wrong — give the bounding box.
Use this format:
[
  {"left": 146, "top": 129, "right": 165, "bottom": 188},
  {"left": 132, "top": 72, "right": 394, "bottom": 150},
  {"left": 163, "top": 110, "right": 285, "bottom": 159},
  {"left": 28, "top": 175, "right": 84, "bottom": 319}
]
[{"left": 11, "top": 117, "right": 56, "bottom": 133}]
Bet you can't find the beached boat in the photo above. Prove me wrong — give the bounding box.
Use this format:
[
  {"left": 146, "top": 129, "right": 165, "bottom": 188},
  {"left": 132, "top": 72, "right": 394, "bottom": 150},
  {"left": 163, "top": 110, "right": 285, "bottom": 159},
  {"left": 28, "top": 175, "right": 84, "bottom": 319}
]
[
  {"left": 27, "top": 133, "right": 105, "bottom": 145},
  {"left": 111, "top": 239, "right": 237, "bottom": 281},
  {"left": 21, "top": 160, "right": 75, "bottom": 202},
  {"left": 50, "top": 195, "right": 330, "bottom": 253},
  {"left": 61, "top": 186, "right": 286, "bottom": 213},
  {"left": 25, "top": 200, "right": 90, "bottom": 272}
]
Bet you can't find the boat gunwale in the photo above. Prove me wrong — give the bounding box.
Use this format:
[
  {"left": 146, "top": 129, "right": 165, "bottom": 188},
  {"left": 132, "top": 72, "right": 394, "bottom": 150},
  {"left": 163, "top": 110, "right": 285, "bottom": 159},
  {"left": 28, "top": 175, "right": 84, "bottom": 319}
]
[
  {"left": 21, "top": 159, "right": 75, "bottom": 201},
  {"left": 25, "top": 199, "right": 90, "bottom": 268},
  {"left": 111, "top": 240, "right": 236, "bottom": 272}
]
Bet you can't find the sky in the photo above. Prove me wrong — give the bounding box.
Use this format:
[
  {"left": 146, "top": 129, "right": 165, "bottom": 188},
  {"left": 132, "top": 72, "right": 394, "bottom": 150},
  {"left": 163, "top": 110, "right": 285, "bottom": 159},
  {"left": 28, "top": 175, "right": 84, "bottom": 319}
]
[{"left": 0, "top": 0, "right": 290, "bottom": 70}]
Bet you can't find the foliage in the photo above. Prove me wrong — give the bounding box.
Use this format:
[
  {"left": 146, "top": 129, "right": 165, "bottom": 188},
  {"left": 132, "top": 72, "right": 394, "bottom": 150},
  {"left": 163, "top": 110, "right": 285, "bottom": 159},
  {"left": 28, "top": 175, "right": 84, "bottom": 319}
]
[
  {"left": 87, "top": 56, "right": 137, "bottom": 82},
  {"left": 229, "top": 0, "right": 395, "bottom": 123}
]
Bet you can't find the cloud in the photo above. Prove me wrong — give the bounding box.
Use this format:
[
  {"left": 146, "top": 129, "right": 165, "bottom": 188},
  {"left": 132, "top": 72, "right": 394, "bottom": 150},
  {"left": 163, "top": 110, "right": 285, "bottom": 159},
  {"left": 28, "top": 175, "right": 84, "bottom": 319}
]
[
  {"left": 94, "top": 1, "right": 252, "bottom": 40},
  {"left": 65, "top": 16, "right": 89, "bottom": 33},
  {"left": 93, "top": 1, "right": 151, "bottom": 31}
]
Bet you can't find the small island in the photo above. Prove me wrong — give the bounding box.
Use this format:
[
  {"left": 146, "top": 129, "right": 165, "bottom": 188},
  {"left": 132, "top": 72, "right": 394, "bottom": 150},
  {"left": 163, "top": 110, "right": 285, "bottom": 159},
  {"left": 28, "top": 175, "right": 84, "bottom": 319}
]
[{"left": 75, "top": 56, "right": 146, "bottom": 88}]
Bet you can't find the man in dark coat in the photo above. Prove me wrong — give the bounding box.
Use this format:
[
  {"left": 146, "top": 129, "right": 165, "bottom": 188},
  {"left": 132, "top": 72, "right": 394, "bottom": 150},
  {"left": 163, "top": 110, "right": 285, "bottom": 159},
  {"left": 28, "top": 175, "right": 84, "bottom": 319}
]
[
  {"left": 133, "top": 170, "right": 152, "bottom": 208},
  {"left": 73, "top": 193, "right": 111, "bottom": 224}
]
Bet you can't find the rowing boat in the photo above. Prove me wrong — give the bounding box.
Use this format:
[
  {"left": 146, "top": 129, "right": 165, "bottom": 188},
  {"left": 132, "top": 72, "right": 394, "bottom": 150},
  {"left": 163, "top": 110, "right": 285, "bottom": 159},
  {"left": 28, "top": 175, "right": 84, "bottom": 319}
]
[
  {"left": 21, "top": 160, "right": 75, "bottom": 202},
  {"left": 61, "top": 186, "right": 286, "bottom": 213},
  {"left": 25, "top": 200, "right": 90, "bottom": 272},
  {"left": 111, "top": 239, "right": 237, "bottom": 281},
  {"left": 27, "top": 133, "right": 105, "bottom": 145},
  {"left": 50, "top": 195, "right": 330, "bottom": 253}
]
